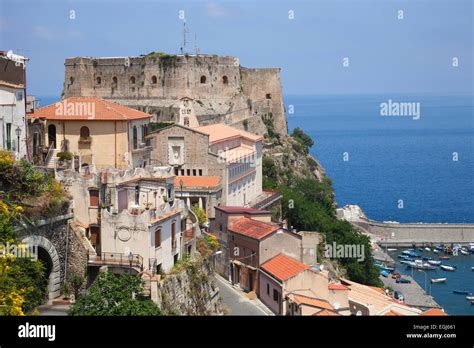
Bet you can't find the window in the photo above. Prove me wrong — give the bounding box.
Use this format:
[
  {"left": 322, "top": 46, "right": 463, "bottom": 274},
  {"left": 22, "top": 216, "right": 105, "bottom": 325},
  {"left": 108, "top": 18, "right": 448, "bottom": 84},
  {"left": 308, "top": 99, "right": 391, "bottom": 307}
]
[
  {"left": 132, "top": 126, "right": 138, "bottom": 149},
  {"left": 192, "top": 169, "right": 197, "bottom": 176},
  {"left": 112, "top": 76, "right": 118, "bottom": 84},
  {"left": 156, "top": 263, "right": 162, "bottom": 274},
  {"left": 222, "top": 75, "right": 228, "bottom": 84},
  {"left": 171, "top": 221, "right": 176, "bottom": 249},
  {"left": 89, "top": 189, "right": 99, "bottom": 207},
  {"left": 151, "top": 75, "right": 157, "bottom": 84},
  {"left": 5, "top": 123, "right": 11, "bottom": 150},
  {"left": 135, "top": 185, "right": 140, "bottom": 205},
  {"left": 187, "top": 169, "right": 191, "bottom": 176},
  {"left": 174, "top": 168, "right": 179, "bottom": 175},
  {"left": 69, "top": 77, "right": 74, "bottom": 85},
  {"left": 273, "top": 289, "right": 279, "bottom": 302},
  {"left": 181, "top": 169, "right": 185, "bottom": 175},
  {"left": 16, "top": 91, "right": 23, "bottom": 101},
  {"left": 198, "top": 169, "right": 202, "bottom": 176},
  {"left": 130, "top": 76, "right": 136, "bottom": 84},
  {"left": 184, "top": 117, "right": 189, "bottom": 127},
  {"left": 266, "top": 93, "right": 272, "bottom": 99},
  {"left": 96, "top": 77, "right": 101, "bottom": 85},
  {"left": 80, "top": 126, "right": 90, "bottom": 139},
  {"left": 200, "top": 75, "right": 206, "bottom": 84},
  {"left": 154, "top": 228, "right": 162, "bottom": 248},
  {"left": 267, "top": 284, "right": 270, "bottom": 295}
]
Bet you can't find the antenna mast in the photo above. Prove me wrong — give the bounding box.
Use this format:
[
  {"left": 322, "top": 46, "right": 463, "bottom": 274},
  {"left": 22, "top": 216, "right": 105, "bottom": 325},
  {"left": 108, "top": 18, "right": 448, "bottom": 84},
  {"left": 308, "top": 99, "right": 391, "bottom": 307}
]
[{"left": 182, "top": 19, "right": 189, "bottom": 54}]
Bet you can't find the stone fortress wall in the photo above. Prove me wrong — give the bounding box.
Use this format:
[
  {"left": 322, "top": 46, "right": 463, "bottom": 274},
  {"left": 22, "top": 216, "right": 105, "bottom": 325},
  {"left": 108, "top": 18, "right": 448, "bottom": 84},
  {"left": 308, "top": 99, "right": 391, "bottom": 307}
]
[{"left": 62, "top": 53, "right": 287, "bottom": 136}]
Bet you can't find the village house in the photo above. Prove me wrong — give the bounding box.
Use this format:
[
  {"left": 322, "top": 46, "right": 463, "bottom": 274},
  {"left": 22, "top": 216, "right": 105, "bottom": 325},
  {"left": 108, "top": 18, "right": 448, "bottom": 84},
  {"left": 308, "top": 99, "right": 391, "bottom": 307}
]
[
  {"left": 57, "top": 166, "right": 199, "bottom": 276},
  {"left": 0, "top": 51, "right": 28, "bottom": 159},
  {"left": 29, "top": 97, "right": 151, "bottom": 170}
]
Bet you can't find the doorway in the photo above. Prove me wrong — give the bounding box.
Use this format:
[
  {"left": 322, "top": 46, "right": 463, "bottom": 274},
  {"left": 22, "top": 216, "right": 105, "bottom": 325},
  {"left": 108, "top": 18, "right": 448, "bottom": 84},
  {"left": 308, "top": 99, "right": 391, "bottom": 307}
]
[{"left": 48, "top": 124, "right": 56, "bottom": 148}]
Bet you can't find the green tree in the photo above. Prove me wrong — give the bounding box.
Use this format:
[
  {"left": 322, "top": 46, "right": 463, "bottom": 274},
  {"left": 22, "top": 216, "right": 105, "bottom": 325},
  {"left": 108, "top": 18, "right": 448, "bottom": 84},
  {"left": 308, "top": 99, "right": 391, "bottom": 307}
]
[{"left": 69, "top": 272, "right": 161, "bottom": 316}]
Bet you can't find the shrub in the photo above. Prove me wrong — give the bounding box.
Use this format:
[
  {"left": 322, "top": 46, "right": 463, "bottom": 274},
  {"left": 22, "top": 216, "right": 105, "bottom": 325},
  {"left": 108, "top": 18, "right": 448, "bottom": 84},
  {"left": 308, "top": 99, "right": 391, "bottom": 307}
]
[{"left": 57, "top": 151, "right": 73, "bottom": 161}]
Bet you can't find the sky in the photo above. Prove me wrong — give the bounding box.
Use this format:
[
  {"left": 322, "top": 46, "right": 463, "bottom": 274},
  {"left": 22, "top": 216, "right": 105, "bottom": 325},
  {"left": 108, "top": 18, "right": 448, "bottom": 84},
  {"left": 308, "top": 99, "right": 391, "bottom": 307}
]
[{"left": 0, "top": 0, "right": 472, "bottom": 97}]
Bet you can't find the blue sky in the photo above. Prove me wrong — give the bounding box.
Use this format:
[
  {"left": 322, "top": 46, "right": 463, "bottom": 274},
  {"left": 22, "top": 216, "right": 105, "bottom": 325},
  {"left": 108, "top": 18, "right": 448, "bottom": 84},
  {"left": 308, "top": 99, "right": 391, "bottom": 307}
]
[{"left": 1, "top": 0, "right": 472, "bottom": 97}]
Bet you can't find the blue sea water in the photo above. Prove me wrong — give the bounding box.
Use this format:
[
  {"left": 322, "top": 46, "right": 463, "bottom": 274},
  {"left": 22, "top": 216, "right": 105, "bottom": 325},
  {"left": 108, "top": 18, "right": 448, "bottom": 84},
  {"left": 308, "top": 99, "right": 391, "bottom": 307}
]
[
  {"left": 285, "top": 95, "right": 474, "bottom": 223},
  {"left": 286, "top": 94, "right": 474, "bottom": 315}
]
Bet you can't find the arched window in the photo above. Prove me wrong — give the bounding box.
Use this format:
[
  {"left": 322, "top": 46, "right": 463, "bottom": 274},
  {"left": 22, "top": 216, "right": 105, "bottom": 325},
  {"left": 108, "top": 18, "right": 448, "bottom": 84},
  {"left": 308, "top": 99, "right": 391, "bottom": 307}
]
[
  {"left": 96, "top": 77, "right": 101, "bottom": 85},
  {"left": 266, "top": 93, "right": 272, "bottom": 100},
  {"left": 151, "top": 75, "right": 157, "bottom": 84},
  {"left": 222, "top": 76, "right": 229, "bottom": 84},
  {"left": 112, "top": 76, "right": 118, "bottom": 84},
  {"left": 130, "top": 76, "right": 136, "bottom": 84},
  {"left": 80, "top": 126, "right": 90, "bottom": 139},
  {"left": 200, "top": 75, "right": 206, "bottom": 84}
]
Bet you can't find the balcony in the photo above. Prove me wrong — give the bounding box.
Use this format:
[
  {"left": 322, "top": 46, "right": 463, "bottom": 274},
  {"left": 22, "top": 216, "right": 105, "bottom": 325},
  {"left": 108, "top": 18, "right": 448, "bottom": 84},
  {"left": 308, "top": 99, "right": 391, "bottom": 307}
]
[
  {"left": 250, "top": 190, "right": 283, "bottom": 210},
  {"left": 88, "top": 252, "right": 144, "bottom": 271}
]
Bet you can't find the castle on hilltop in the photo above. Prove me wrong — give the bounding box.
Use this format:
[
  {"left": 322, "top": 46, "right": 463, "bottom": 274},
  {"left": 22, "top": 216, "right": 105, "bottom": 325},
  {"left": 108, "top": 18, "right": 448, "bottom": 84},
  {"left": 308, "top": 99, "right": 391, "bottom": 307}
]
[{"left": 62, "top": 53, "right": 287, "bottom": 136}]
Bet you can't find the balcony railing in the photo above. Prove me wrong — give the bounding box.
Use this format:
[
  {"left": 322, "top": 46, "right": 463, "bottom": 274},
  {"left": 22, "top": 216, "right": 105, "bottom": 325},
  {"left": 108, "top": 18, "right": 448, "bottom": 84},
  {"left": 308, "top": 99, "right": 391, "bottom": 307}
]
[{"left": 88, "top": 252, "right": 143, "bottom": 271}]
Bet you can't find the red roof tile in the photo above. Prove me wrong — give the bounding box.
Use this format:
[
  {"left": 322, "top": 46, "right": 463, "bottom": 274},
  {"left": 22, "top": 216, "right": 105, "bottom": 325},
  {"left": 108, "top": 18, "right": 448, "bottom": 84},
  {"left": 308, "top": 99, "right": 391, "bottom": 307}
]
[
  {"left": 313, "top": 309, "right": 341, "bottom": 316},
  {"left": 175, "top": 176, "right": 220, "bottom": 189},
  {"left": 420, "top": 308, "right": 448, "bottom": 316},
  {"left": 30, "top": 97, "right": 151, "bottom": 121},
  {"left": 260, "top": 254, "right": 309, "bottom": 282},
  {"left": 229, "top": 217, "right": 279, "bottom": 240},
  {"left": 328, "top": 283, "right": 349, "bottom": 291}
]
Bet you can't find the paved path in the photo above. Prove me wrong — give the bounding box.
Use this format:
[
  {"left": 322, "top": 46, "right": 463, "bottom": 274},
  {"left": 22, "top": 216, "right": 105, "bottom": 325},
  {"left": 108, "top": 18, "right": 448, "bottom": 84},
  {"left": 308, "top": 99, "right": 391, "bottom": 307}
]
[
  {"left": 214, "top": 275, "right": 274, "bottom": 316},
  {"left": 38, "top": 303, "right": 70, "bottom": 316}
]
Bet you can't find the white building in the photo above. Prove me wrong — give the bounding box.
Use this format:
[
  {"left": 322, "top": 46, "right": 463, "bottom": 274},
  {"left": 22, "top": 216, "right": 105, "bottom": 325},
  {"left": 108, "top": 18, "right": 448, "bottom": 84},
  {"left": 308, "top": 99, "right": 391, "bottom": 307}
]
[{"left": 0, "top": 51, "right": 28, "bottom": 159}]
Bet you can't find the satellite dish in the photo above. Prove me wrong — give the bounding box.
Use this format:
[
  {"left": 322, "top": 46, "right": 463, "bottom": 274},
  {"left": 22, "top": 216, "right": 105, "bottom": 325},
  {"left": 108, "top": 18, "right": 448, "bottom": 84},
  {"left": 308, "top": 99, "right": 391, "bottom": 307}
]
[{"left": 333, "top": 302, "right": 340, "bottom": 310}]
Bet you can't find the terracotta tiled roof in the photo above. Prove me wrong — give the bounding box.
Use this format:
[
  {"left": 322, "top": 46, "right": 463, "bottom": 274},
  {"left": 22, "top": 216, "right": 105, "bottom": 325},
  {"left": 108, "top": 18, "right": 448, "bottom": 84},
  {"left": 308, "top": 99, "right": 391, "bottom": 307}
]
[
  {"left": 260, "top": 254, "right": 309, "bottom": 282},
  {"left": 216, "top": 206, "right": 270, "bottom": 214},
  {"left": 420, "top": 308, "right": 448, "bottom": 316},
  {"left": 313, "top": 309, "right": 340, "bottom": 316},
  {"left": 288, "top": 294, "right": 334, "bottom": 310},
  {"left": 384, "top": 310, "right": 404, "bottom": 316},
  {"left": 229, "top": 217, "right": 279, "bottom": 240},
  {"left": 30, "top": 97, "right": 151, "bottom": 121},
  {"left": 328, "top": 283, "right": 349, "bottom": 291},
  {"left": 175, "top": 176, "right": 220, "bottom": 189},
  {"left": 194, "top": 124, "right": 263, "bottom": 143}
]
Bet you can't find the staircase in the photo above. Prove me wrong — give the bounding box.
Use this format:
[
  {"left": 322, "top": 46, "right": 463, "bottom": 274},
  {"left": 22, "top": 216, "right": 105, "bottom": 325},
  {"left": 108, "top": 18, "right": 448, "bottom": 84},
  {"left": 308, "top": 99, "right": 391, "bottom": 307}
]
[{"left": 44, "top": 144, "right": 59, "bottom": 169}]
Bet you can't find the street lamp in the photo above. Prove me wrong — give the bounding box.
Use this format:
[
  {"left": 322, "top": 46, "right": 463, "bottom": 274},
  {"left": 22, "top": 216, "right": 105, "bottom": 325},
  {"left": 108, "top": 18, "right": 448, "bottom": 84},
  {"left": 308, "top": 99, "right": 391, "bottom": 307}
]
[
  {"left": 128, "top": 251, "right": 133, "bottom": 275},
  {"left": 15, "top": 126, "right": 21, "bottom": 153}
]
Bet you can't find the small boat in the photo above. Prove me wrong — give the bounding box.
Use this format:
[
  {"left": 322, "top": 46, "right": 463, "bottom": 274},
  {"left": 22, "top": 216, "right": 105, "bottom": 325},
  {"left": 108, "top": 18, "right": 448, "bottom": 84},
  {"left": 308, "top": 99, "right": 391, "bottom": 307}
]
[
  {"left": 400, "top": 260, "right": 412, "bottom": 265},
  {"left": 453, "top": 290, "right": 470, "bottom": 295},
  {"left": 433, "top": 249, "right": 439, "bottom": 254},
  {"left": 396, "top": 278, "right": 411, "bottom": 284},
  {"left": 460, "top": 249, "right": 469, "bottom": 255},
  {"left": 380, "top": 270, "right": 390, "bottom": 278},
  {"left": 435, "top": 245, "right": 444, "bottom": 251},
  {"left": 387, "top": 248, "right": 397, "bottom": 252},
  {"left": 466, "top": 296, "right": 474, "bottom": 301},
  {"left": 427, "top": 260, "right": 441, "bottom": 266},
  {"left": 439, "top": 256, "right": 450, "bottom": 260},
  {"left": 440, "top": 265, "right": 456, "bottom": 271},
  {"left": 424, "top": 247, "right": 431, "bottom": 252},
  {"left": 418, "top": 248, "right": 424, "bottom": 252},
  {"left": 391, "top": 273, "right": 401, "bottom": 279},
  {"left": 472, "top": 267, "right": 474, "bottom": 271},
  {"left": 431, "top": 278, "right": 447, "bottom": 284},
  {"left": 422, "top": 256, "right": 433, "bottom": 261},
  {"left": 407, "top": 260, "right": 436, "bottom": 270}
]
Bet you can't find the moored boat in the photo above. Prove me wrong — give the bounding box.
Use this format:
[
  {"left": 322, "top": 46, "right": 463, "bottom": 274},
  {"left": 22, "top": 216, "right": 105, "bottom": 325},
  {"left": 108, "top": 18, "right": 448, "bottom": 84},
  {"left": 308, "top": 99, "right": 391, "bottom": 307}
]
[
  {"left": 440, "top": 265, "right": 456, "bottom": 271},
  {"left": 439, "top": 256, "right": 450, "bottom": 260},
  {"left": 424, "top": 247, "right": 431, "bottom": 252},
  {"left": 427, "top": 260, "right": 441, "bottom": 266},
  {"left": 380, "top": 270, "right": 390, "bottom": 278},
  {"left": 466, "top": 295, "right": 474, "bottom": 301},
  {"left": 453, "top": 290, "right": 470, "bottom": 295},
  {"left": 431, "top": 278, "right": 447, "bottom": 284},
  {"left": 407, "top": 260, "right": 436, "bottom": 270},
  {"left": 433, "top": 249, "right": 439, "bottom": 254},
  {"left": 387, "top": 248, "right": 397, "bottom": 252},
  {"left": 460, "top": 249, "right": 469, "bottom": 255}
]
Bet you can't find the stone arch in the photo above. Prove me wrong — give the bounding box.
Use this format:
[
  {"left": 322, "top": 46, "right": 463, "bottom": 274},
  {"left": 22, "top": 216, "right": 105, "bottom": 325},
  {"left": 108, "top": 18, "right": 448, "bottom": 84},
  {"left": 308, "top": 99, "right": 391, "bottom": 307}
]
[{"left": 22, "top": 235, "right": 62, "bottom": 300}]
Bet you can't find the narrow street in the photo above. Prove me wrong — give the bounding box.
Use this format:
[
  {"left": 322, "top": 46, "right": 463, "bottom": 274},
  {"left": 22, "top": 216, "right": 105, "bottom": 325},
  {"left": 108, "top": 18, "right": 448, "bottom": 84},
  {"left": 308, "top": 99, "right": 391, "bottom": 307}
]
[{"left": 214, "top": 275, "right": 274, "bottom": 316}]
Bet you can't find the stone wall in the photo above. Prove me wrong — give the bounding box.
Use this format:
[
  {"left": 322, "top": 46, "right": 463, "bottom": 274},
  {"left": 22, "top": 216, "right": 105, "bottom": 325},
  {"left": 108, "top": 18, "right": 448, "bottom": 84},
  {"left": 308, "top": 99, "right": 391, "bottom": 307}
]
[
  {"left": 154, "top": 257, "right": 222, "bottom": 315},
  {"left": 62, "top": 54, "right": 287, "bottom": 136}
]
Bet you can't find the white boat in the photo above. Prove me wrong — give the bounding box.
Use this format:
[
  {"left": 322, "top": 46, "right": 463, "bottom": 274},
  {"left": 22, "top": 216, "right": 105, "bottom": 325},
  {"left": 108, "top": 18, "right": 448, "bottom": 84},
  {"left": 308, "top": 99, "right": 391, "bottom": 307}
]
[
  {"left": 407, "top": 260, "right": 436, "bottom": 270},
  {"left": 466, "top": 296, "right": 474, "bottom": 301},
  {"left": 424, "top": 247, "right": 431, "bottom": 252},
  {"left": 431, "top": 278, "right": 447, "bottom": 284},
  {"left": 433, "top": 249, "right": 439, "bottom": 254},
  {"left": 460, "top": 249, "right": 469, "bottom": 255},
  {"left": 387, "top": 248, "right": 397, "bottom": 252},
  {"left": 427, "top": 260, "right": 441, "bottom": 266},
  {"left": 440, "top": 265, "right": 456, "bottom": 271}
]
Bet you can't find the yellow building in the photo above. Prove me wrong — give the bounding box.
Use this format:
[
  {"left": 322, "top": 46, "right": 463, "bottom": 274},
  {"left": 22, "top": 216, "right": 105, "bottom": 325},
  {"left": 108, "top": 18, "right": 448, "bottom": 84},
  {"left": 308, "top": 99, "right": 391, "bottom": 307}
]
[{"left": 30, "top": 97, "right": 151, "bottom": 169}]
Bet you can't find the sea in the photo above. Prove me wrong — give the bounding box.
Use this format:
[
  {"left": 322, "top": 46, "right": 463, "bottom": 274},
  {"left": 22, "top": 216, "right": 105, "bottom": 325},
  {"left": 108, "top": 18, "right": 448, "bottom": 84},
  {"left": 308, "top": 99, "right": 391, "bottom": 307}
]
[{"left": 285, "top": 94, "right": 474, "bottom": 315}]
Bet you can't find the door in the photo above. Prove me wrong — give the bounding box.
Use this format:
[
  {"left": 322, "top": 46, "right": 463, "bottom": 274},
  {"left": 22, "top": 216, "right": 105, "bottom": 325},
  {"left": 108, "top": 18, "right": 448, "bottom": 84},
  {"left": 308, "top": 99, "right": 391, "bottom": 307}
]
[
  {"left": 48, "top": 124, "right": 56, "bottom": 148},
  {"left": 6, "top": 123, "right": 11, "bottom": 150},
  {"left": 248, "top": 270, "right": 254, "bottom": 292},
  {"left": 118, "top": 189, "right": 127, "bottom": 213},
  {"left": 90, "top": 225, "right": 101, "bottom": 254}
]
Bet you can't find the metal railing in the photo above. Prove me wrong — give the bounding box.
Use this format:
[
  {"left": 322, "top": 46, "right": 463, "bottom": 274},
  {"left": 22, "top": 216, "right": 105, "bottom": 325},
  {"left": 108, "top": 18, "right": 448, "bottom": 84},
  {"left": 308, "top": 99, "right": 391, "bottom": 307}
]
[
  {"left": 88, "top": 252, "right": 144, "bottom": 271},
  {"left": 252, "top": 190, "right": 282, "bottom": 210},
  {"left": 44, "top": 142, "right": 55, "bottom": 166}
]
